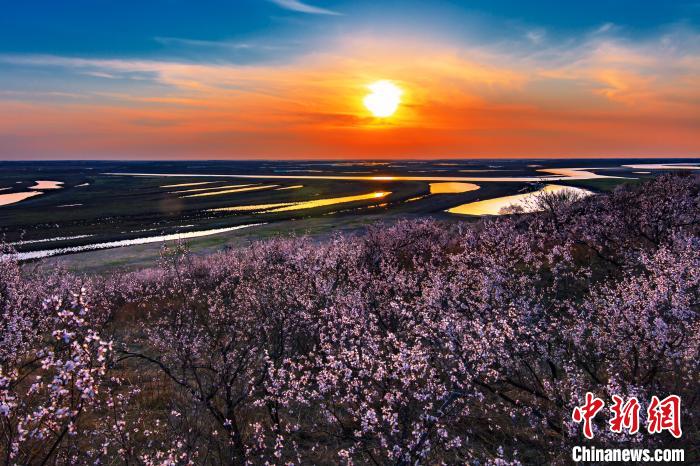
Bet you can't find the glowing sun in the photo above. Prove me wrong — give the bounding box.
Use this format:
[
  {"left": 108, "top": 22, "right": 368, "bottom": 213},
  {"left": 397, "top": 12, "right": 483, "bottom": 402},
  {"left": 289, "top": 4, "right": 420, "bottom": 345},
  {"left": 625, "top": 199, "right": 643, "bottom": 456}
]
[{"left": 363, "top": 80, "right": 402, "bottom": 118}]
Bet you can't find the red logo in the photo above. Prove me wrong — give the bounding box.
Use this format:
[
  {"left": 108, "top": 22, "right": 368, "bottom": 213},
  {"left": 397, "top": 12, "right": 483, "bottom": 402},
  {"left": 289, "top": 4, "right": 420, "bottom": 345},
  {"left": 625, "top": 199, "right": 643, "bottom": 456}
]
[
  {"left": 647, "top": 395, "right": 682, "bottom": 438},
  {"left": 572, "top": 392, "right": 605, "bottom": 439},
  {"left": 573, "top": 393, "right": 682, "bottom": 439},
  {"left": 609, "top": 395, "right": 640, "bottom": 434}
]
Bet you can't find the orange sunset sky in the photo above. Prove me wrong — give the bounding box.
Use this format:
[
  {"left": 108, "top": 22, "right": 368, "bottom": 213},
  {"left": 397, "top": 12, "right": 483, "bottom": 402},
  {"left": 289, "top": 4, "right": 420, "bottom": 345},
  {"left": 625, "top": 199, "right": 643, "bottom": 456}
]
[{"left": 1, "top": 1, "right": 699, "bottom": 159}]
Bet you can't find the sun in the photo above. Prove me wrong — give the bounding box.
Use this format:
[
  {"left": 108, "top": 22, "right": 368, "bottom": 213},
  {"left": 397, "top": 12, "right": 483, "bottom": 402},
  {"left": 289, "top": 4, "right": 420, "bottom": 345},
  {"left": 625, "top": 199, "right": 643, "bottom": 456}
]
[{"left": 363, "top": 80, "right": 402, "bottom": 118}]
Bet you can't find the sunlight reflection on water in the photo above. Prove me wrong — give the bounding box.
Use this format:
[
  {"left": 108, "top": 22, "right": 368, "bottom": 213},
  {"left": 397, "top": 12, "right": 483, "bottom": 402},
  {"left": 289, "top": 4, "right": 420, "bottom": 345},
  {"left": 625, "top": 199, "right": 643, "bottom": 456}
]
[
  {"left": 181, "top": 185, "right": 278, "bottom": 198},
  {"left": 429, "top": 182, "right": 480, "bottom": 194},
  {"left": 447, "top": 184, "right": 594, "bottom": 216},
  {"left": 0, "top": 191, "right": 43, "bottom": 206},
  {"left": 210, "top": 191, "right": 391, "bottom": 213},
  {"left": 171, "top": 184, "right": 255, "bottom": 194},
  {"left": 29, "top": 180, "right": 63, "bottom": 190}
]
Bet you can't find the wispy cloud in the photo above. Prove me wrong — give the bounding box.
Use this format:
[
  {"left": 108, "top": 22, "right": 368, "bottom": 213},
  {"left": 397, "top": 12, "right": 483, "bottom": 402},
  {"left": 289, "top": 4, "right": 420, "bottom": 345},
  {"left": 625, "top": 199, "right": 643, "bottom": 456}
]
[
  {"left": 155, "top": 36, "right": 253, "bottom": 49},
  {"left": 153, "top": 36, "right": 293, "bottom": 63},
  {"left": 268, "top": 0, "right": 341, "bottom": 16},
  {"left": 82, "top": 71, "right": 118, "bottom": 79},
  {"left": 525, "top": 29, "right": 546, "bottom": 45}
]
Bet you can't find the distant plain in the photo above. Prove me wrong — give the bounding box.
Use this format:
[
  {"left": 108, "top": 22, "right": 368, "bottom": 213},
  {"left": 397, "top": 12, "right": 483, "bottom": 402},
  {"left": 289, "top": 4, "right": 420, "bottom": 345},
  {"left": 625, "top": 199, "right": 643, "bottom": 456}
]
[{"left": 1, "top": 158, "right": 696, "bottom": 272}]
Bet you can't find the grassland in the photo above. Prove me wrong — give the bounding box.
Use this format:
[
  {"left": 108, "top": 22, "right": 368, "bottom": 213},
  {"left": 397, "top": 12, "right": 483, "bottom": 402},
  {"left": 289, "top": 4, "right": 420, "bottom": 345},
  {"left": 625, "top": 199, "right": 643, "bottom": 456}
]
[{"left": 1, "top": 158, "right": 694, "bottom": 273}]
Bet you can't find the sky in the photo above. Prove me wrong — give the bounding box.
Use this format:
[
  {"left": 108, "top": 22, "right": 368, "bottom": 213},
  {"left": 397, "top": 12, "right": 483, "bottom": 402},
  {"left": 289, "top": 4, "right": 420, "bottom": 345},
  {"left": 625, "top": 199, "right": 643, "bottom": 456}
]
[{"left": 1, "top": 0, "right": 699, "bottom": 160}]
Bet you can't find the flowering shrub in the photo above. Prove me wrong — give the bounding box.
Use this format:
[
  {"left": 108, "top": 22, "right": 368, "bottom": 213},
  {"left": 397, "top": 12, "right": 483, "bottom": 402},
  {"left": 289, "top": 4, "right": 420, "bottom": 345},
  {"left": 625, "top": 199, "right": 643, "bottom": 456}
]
[
  {"left": 0, "top": 174, "right": 698, "bottom": 464},
  {"left": 0, "top": 288, "right": 113, "bottom": 463}
]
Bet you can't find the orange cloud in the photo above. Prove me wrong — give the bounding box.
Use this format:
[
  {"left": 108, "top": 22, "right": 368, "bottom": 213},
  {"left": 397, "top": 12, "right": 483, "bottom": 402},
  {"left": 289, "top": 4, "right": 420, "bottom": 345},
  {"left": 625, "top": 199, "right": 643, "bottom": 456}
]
[{"left": 0, "top": 30, "right": 698, "bottom": 158}]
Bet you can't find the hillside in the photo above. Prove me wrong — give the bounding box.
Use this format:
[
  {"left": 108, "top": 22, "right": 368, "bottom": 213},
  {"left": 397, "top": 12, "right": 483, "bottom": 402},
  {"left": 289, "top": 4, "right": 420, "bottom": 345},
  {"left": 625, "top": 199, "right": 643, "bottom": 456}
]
[{"left": 1, "top": 174, "right": 698, "bottom": 464}]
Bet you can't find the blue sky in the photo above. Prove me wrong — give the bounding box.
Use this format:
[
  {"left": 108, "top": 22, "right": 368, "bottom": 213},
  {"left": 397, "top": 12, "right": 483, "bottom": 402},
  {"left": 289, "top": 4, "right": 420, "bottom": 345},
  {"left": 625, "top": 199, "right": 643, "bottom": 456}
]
[{"left": 2, "top": 1, "right": 697, "bottom": 59}]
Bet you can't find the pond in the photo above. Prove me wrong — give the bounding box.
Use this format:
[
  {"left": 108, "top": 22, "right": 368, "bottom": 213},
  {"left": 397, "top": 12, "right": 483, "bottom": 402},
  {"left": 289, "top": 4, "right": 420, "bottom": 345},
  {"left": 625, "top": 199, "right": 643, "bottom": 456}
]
[
  {"left": 447, "top": 184, "right": 594, "bottom": 216},
  {"left": 181, "top": 185, "right": 278, "bottom": 198},
  {"left": 211, "top": 191, "right": 391, "bottom": 213},
  {"left": 429, "top": 182, "right": 480, "bottom": 194},
  {"left": 0, "top": 180, "right": 64, "bottom": 206},
  {"left": 0, "top": 192, "right": 44, "bottom": 206},
  {"left": 29, "top": 180, "right": 63, "bottom": 190}
]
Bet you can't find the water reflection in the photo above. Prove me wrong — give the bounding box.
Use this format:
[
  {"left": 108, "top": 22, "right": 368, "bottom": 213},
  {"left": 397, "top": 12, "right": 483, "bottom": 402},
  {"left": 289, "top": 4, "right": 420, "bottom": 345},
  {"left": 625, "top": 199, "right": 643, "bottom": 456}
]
[
  {"left": 106, "top": 167, "right": 624, "bottom": 183},
  {"left": 181, "top": 185, "right": 278, "bottom": 198},
  {"left": 447, "top": 184, "right": 593, "bottom": 216},
  {"left": 10, "top": 234, "right": 94, "bottom": 246},
  {"left": 270, "top": 192, "right": 390, "bottom": 212},
  {"left": 0, "top": 180, "right": 64, "bottom": 206},
  {"left": 211, "top": 191, "right": 391, "bottom": 213},
  {"left": 0, "top": 192, "right": 43, "bottom": 206},
  {"left": 171, "top": 184, "right": 254, "bottom": 194},
  {"left": 459, "top": 169, "right": 515, "bottom": 173},
  {"left": 162, "top": 181, "right": 220, "bottom": 188},
  {"left": 429, "top": 182, "right": 480, "bottom": 194},
  {"left": 30, "top": 180, "right": 63, "bottom": 190},
  {"left": 623, "top": 163, "right": 700, "bottom": 170},
  {"left": 6, "top": 223, "right": 263, "bottom": 261}
]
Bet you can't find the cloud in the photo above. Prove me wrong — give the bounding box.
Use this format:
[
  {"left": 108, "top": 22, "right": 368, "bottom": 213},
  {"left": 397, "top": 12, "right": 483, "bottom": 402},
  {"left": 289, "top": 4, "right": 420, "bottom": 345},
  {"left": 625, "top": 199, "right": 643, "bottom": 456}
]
[
  {"left": 1, "top": 25, "right": 699, "bottom": 158},
  {"left": 526, "top": 29, "right": 546, "bottom": 45},
  {"left": 268, "top": 0, "right": 341, "bottom": 16},
  {"left": 593, "top": 22, "right": 616, "bottom": 35},
  {"left": 153, "top": 36, "right": 292, "bottom": 63},
  {"left": 155, "top": 36, "right": 254, "bottom": 49},
  {"left": 82, "top": 71, "right": 118, "bottom": 79}
]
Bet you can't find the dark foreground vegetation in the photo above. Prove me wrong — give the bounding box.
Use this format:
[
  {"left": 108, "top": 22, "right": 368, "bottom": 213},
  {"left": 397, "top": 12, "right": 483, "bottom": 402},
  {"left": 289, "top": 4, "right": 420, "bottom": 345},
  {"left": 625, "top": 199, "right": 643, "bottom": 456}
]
[{"left": 1, "top": 174, "right": 698, "bottom": 465}]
